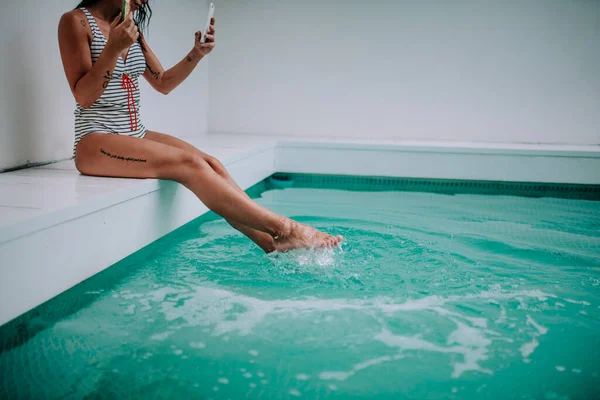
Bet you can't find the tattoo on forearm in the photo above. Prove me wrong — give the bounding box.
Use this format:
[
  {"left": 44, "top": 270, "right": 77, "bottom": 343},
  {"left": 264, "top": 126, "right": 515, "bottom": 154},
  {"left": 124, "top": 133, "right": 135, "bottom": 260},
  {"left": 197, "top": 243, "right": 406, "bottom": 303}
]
[
  {"left": 102, "top": 70, "right": 113, "bottom": 88},
  {"left": 146, "top": 63, "right": 160, "bottom": 80},
  {"left": 186, "top": 54, "right": 193, "bottom": 62},
  {"left": 100, "top": 148, "right": 147, "bottom": 163},
  {"left": 80, "top": 20, "right": 87, "bottom": 27}
]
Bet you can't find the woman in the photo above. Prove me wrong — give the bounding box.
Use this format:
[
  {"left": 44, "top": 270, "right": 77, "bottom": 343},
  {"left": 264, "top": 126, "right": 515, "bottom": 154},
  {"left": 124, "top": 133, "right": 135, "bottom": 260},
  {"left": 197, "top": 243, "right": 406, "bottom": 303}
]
[{"left": 58, "top": 0, "right": 342, "bottom": 253}]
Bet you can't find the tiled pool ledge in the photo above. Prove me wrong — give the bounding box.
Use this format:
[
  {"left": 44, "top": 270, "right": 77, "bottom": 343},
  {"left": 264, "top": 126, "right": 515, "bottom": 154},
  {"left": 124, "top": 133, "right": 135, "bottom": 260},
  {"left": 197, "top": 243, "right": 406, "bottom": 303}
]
[
  {"left": 275, "top": 138, "right": 600, "bottom": 184},
  {"left": 1, "top": 134, "right": 599, "bottom": 325}
]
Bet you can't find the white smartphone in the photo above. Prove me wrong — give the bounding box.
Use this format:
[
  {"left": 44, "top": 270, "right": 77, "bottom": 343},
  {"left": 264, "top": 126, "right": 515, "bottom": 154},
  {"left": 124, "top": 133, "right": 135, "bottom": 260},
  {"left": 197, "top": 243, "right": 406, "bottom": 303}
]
[{"left": 201, "top": 3, "right": 215, "bottom": 43}]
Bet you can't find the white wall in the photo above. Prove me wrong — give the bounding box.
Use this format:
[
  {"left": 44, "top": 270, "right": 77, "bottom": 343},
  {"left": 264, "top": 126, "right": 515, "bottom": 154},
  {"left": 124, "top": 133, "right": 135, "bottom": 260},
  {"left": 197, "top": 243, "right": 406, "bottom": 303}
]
[
  {"left": 0, "top": 0, "right": 210, "bottom": 171},
  {"left": 209, "top": 0, "right": 600, "bottom": 145}
]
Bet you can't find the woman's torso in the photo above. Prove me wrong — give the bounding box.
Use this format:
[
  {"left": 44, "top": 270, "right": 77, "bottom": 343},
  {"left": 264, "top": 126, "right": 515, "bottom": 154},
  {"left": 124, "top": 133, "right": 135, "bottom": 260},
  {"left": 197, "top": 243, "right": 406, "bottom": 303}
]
[{"left": 74, "top": 7, "right": 147, "bottom": 150}]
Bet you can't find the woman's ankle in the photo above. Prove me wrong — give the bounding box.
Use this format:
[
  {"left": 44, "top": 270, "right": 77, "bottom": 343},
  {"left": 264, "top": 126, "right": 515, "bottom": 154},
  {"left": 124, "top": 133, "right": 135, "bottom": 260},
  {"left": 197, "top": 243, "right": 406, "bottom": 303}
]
[{"left": 272, "top": 217, "right": 293, "bottom": 240}]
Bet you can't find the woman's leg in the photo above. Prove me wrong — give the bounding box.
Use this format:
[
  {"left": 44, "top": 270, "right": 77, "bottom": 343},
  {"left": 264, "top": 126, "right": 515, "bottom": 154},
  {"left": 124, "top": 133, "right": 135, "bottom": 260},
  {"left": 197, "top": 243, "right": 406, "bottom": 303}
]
[
  {"left": 143, "top": 131, "right": 276, "bottom": 252},
  {"left": 75, "top": 133, "right": 342, "bottom": 251}
]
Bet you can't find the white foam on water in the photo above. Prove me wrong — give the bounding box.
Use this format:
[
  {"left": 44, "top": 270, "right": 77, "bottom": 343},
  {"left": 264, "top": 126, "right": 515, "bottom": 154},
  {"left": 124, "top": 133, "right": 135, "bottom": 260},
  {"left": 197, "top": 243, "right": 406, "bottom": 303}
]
[
  {"left": 147, "top": 284, "right": 554, "bottom": 378},
  {"left": 432, "top": 307, "right": 487, "bottom": 328},
  {"left": 324, "top": 352, "right": 419, "bottom": 381},
  {"left": 139, "top": 299, "right": 152, "bottom": 311},
  {"left": 447, "top": 320, "right": 492, "bottom": 348},
  {"left": 374, "top": 326, "right": 492, "bottom": 379},
  {"left": 319, "top": 371, "right": 352, "bottom": 381},
  {"left": 447, "top": 320, "right": 493, "bottom": 378},
  {"left": 572, "top": 369, "right": 581, "bottom": 374},
  {"left": 526, "top": 315, "right": 548, "bottom": 335},
  {"left": 124, "top": 304, "right": 136, "bottom": 315},
  {"left": 565, "top": 299, "right": 591, "bottom": 306},
  {"left": 377, "top": 290, "right": 553, "bottom": 316},
  {"left": 296, "top": 374, "right": 310, "bottom": 380},
  {"left": 152, "top": 285, "right": 554, "bottom": 339},
  {"left": 556, "top": 366, "right": 566, "bottom": 372},
  {"left": 257, "top": 372, "right": 265, "bottom": 378},
  {"left": 243, "top": 372, "right": 252, "bottom": 378},
  {"left": 320, "top": 355, "right": 396, "bottom": 382},
  {"left": 190, "top": 342, "right": 206, "bottom": 349},
  {"left": 149, "top": 286, "right": 180, "bottom": 302},
  {"left": 328, "top": 385, "right": 338, "bottom": 391},
  {"left": 121, "top": 292, "right": 143, "bottom": 300},
  {"left": 354, "top": 356, "right": 393, "bottom": 372},
  {"left": 150, "top": 331, "right": 173, "bottom": 341},
  {"left": 218, "top": 378, "right": 229, "bottom": 384},
  {"left": 249, "top": 383, "right": 257, "bottom": 388},
  {"left": 289, "top": 389, "right": 301, "bottom": 397},
  {"left": 155, "top": 286, "right": 367, "bottom": 337},
  {"left": 174, "top": 349, "right": 183, "bottom": 355},
  {"left": 495, "top": 305, "right": 507, "bottom": 324},
  {"left": 518, "top": 315, "right": 548, "bottom": 361},
  {"left": 520, "top": 338, "right": 539, "bottom": 359}
]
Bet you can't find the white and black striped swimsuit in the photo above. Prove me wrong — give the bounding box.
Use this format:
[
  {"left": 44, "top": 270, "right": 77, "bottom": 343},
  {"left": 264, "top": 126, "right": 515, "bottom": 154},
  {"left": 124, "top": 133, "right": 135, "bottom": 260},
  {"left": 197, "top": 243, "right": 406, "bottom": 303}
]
[{"left": 74, "top": 8, "right": 147, "bottom": 154}]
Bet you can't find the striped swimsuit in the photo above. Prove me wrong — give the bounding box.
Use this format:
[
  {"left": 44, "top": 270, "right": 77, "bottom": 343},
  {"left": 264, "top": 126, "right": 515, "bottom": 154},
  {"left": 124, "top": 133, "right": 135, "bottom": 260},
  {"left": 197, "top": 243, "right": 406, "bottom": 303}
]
[{"left": 74, "top": 8, "right": 147, "bottom": 154}]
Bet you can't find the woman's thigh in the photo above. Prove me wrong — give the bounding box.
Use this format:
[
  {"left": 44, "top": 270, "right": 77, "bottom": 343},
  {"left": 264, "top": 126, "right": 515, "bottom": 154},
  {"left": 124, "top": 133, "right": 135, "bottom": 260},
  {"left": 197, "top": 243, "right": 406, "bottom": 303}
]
[
  {"left": 74, "top": 133, "right": 192, "bottom": 179},
  {"left": 144, "top": 131, "right": 213, "bottom": 159}
]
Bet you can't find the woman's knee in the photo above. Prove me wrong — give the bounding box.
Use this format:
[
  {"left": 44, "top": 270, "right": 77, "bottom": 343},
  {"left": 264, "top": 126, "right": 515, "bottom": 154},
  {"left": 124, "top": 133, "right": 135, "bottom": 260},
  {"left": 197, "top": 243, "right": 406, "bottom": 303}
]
[
  {"left": 174, "top": 152, "right": 211, "bottom": 179},
  {"left": 204, "top": 155, "right": 227, "bottom": 175},
  {"left": 75, "top": 156, "right": 91, "bottom": 175},
  {"left": 74, "top": 134, "right": 101, "bottom": 175}
]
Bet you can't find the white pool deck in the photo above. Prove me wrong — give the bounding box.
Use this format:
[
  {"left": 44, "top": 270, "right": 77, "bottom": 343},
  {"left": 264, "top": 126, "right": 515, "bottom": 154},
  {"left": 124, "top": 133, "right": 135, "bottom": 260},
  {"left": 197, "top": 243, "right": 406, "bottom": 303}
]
[{"left": 1, "top": 133, "right": 599, "bottom": 325}]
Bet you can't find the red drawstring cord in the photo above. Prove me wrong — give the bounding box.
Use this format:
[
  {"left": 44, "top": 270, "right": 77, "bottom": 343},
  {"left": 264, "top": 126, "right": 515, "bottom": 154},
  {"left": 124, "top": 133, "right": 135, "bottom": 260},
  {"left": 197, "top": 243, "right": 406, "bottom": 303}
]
[{"left": 121, "top": 74, "right": 138, "bottom": 132}]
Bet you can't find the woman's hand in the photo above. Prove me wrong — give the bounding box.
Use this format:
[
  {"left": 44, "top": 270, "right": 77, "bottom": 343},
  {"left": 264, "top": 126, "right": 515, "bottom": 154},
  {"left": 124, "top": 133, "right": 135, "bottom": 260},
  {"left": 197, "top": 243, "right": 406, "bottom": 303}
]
[
  {"left": 106, "top": 13, "right": 139, "bottom": 55},
  {"left": 193, "top": 17, "right": 216, "bottom": 58}
]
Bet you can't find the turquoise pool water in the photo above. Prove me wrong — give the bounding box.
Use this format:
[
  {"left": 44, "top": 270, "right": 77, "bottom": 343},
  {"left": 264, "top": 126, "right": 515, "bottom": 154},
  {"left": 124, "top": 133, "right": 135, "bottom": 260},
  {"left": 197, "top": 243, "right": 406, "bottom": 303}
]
[{"left": 1, "top": 177, "right": 599, "bottom": 399}]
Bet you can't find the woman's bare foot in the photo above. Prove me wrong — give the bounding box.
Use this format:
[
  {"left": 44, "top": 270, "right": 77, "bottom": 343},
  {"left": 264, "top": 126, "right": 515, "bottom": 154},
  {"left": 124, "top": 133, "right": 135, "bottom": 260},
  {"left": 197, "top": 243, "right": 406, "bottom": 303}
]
[{"left": 273, "top": 219, "right": 343, "bottom": 252}]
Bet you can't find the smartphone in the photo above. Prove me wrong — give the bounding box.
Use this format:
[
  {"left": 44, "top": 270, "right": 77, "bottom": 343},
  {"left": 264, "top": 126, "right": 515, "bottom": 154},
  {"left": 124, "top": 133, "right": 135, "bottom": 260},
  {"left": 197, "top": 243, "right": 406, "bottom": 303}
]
[
  {"left": 201, "top": 3, "right": 215, "bottom": 43},
  {"left": 121, "top": 0, "right": 131, "bottom": 21}
]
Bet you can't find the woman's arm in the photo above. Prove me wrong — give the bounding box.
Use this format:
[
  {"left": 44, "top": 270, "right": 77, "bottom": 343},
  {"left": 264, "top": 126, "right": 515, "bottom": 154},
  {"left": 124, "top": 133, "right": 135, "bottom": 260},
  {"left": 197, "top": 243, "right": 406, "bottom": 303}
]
[
  {"left": 141, "top": 18, "right": 216, "bottom": 95},
  {"left": 58, "top": 11, "right": 139, "bottom": 108}
]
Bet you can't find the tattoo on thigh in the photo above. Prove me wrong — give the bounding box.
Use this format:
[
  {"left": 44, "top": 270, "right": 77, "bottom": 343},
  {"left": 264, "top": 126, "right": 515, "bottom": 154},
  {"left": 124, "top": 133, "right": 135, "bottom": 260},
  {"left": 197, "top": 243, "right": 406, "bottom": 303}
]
[
  {"left": 100, "top": 148, "right": 147, "bottom": 163},
  {"left": 146, "top": 63, "right": 160, "bottom": 80},
  {"left": 102, "top": 70, "right": 113, "bottom": 88},
  {"left": 80, "top": 20, "right": 87, "bottom": 27}
]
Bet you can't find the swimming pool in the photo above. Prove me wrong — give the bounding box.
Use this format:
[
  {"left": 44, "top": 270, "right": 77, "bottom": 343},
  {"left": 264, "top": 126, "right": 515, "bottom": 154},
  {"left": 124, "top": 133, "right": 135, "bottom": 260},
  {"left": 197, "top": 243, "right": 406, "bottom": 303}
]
[{"left": 1, "top": 175, "right": 599, "bottom": 399}]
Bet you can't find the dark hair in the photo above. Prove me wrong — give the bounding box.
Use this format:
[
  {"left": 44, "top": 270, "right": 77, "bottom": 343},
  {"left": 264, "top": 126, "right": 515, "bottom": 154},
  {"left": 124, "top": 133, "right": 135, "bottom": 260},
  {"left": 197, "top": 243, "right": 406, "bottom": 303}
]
[{"left": 75, "top": 0, "right": 152, "bottom": 49}]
